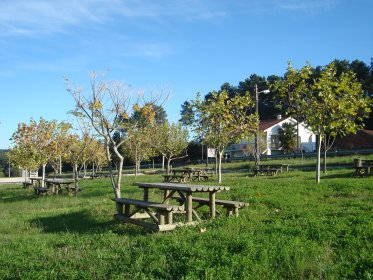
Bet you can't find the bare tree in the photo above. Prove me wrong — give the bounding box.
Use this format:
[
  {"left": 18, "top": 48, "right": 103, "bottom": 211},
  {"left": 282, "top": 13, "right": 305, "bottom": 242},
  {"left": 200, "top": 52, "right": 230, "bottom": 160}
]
[{"left": 65, "top": 72, "right": 167, "bottom": 198}]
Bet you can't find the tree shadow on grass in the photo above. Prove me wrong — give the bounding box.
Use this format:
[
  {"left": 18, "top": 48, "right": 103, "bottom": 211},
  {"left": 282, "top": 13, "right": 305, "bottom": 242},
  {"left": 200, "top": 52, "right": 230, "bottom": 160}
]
[
  {"left": 321, "top": 172, "right": 357, "bottom": 179},
  {"left": 30, "top": 210, "right": 150, "bottom": 236}
]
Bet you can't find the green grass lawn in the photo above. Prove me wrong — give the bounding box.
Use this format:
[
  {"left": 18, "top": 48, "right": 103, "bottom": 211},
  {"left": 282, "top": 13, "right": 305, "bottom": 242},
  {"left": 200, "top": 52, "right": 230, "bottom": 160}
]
[{"left": 0, "top": 161, "right": 372, "bottom": 279}]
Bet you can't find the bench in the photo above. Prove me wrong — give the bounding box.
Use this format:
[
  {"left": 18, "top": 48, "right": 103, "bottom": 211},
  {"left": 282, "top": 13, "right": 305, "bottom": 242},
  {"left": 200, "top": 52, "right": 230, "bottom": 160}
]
[
  {"left": 23, "top": 182, "right": 33, "bottom": 188},
  {"left": 173, "top": 196, "right": 248, "bottom": 217},
  {"left": 65, "top": 186, "right": 83, "bottom": 193},
  {"left": 191, "top": 173, "right": 213, "bottom": 181},
  {"left": 355, "top": 166, "right": 372, "bottom": 177},
  {"left": 112, "top": 198, "right": 184, "bottom": 231},
  {"left": 162, "top": 174, "right": 187, "bottom": 183},
  {"left": 34, "top": 187, "right": 49, "bottom": 195},
  {"left": 253, "top": 168, "right": 279, "bottom": 176}
]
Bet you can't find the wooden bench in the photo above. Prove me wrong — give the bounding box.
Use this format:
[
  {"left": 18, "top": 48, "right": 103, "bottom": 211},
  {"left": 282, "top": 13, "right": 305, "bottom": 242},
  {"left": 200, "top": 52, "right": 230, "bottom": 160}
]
[
  {"left": 112, "top": 198, "right": 184, "bottom": 231},
  {"left": 65, "top": 186, "right": 83, "bottom": 193},
  {"left": 355, "top": 166, "right": 372, "bottom": 177},
  {"left": 253, "top": 168, "right": 279, "bottom": 176},
  {"left": 191, "top": 173, "right": 213, "bottom": 181},
  {"left": 162, "top": 174, "right": 187, "bottom": 183},
  {"left": 23, "top": 182, "right": 33, "bottom": 188},
  {"left": 173, "top": 196, "right": 248, "bottom": 217},
  {"left": 34, "top": 186, "right": 49, "bottom": 195}
]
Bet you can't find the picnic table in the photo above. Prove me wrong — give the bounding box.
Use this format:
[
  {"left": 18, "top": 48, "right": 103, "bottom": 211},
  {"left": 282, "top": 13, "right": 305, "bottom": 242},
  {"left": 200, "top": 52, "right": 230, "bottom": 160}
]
[
  {"left": 163, "top": 168, "right": 213, "bottom": 182},
  {"left": 354, "top": 159, "right": 373, "bottom": 176},
  {"left": 252, "top": 164, "right": 291, "bottom": 176},
  {"left": 43, "top": 179, "right": 74, "bottom": 194},
  {"left": 113, "top": 182, "right": 248, "bottom": 231},
  {"left": 22, "top": 177, "right": 43, "bottom": 188}
]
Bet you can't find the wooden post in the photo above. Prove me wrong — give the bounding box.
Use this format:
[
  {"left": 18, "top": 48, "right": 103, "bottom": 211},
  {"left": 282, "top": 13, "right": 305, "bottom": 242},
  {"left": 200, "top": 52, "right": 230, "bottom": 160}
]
[
  {"left": 209, "top": 191, "right": 216, "bottom": 219},
  {"left": 166, "top": 212, "right": 173, "bottom": 225},
  {"left": 143, "top": 188, "right": 149, "bottom": 201},
  {"left": 186, "top": 192, "right": 193, "bottom": 223}
]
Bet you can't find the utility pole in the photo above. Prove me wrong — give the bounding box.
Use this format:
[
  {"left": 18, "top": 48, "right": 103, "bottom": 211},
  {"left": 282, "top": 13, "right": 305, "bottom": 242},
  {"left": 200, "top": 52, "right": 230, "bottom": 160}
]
[{"left": 254, "top": 84, "right": 260, "bottom": 166}]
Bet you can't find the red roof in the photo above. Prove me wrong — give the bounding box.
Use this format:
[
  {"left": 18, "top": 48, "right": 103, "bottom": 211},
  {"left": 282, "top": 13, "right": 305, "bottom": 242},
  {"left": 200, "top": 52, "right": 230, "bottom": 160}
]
[
  {"left": 259, "top": 117, "right": 291, "bottom": 131},
  {"left": 362, "top": 129, "right": 373, "bottom": 136}
]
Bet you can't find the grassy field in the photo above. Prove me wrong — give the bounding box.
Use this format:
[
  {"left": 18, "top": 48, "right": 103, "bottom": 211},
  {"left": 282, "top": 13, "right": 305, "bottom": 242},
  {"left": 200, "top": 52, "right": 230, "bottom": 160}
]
[{"left": 0, "top": 158, "right": 372, "bottom": 279}]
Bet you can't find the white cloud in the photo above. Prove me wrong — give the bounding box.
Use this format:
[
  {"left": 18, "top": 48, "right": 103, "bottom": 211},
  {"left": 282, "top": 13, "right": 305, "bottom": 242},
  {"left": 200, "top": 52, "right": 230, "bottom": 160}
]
[
  {"left": 0, "top": 0, "right": 228, "bottom": 37},
  {"left": 271, "top": 0, "right": 336, "bottom": 13}
]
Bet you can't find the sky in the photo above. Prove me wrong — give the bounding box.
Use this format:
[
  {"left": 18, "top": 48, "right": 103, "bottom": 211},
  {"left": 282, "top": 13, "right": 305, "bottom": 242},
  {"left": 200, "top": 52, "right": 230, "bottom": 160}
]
[{"left": 0, "top": 0, "right": 372, "bottom": 149}]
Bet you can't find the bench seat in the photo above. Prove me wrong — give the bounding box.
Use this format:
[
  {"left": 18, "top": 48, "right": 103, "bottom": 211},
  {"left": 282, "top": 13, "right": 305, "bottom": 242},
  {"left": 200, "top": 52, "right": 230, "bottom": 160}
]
[
  {"left": 65, "top": 186, "right": 83, "bottom": 192},
  {"left": 355, "top": 166, "right": 372, "bottom": 177},
  {"left": 23, "top": 182, "right": 33, "bottom": 188},
  {"left": 112, "top": 198, "right": 184, "bottom": 231},
  {"left": 34, "top": 187, "right": 49, "bottom": 195},
  {"left": 191, "top": 174, "right": 213, "bottom": 181},
  {"left": 162, "top": 174, "right": 187, "bottom": 183},
  {"left": 173, "top": 196, "right": 248, "bottom": 217}
]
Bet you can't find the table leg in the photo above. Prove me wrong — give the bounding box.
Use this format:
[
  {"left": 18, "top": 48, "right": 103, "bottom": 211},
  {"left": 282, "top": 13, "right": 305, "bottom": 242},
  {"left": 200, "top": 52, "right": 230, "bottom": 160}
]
[
  {"left": 143, "top": 188, "right": 149, "bottom": 201},
  {"left": 209, "top": 191, "right": 216, "bottom": 219},
  {"left": 186, "top": 192, "right": 193, "bottom": 223}
]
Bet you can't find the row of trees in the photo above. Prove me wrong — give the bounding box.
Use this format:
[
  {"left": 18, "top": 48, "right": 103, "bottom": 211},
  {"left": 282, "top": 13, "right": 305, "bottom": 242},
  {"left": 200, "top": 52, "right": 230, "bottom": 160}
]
[
  {"left": 8, "top": 58, "right": 372, "bottom": 200},
  {"left": 8, "top": 118, "right": 106, "bottom": 196},
  {"left": 180, "top": 60, "right": 372, "bottom": 183}
]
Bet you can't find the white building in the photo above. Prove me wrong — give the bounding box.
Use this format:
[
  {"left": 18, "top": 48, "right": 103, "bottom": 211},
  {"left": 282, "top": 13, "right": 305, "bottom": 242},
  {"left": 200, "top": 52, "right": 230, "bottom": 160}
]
[{"left": 226, "top": 115, "right": 316, "bottom": 157}]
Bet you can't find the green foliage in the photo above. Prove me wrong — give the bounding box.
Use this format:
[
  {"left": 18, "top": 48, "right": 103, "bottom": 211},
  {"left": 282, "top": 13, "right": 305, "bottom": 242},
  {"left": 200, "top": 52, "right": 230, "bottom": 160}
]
[
  {"left": 278, "top": 123, "right": 297, "bottom": 153},
  {"left": 192, "top": 90, "right": 257, "bottom": 182},
  {"left": 0, "top": 158, "right": 372, "bottom": 279}
]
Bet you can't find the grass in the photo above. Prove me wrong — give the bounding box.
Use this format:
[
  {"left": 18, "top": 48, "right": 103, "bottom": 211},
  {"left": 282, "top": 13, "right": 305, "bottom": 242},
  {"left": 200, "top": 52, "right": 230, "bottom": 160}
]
[{"left": 0, "top": 157, "right": 372, "bottom": 279}]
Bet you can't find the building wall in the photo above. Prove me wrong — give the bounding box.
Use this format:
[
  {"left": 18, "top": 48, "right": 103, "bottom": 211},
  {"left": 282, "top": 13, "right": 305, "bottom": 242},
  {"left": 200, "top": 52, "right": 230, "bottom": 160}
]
[{"left": 225, "top": 117, "right": 316, "bottom": 157}]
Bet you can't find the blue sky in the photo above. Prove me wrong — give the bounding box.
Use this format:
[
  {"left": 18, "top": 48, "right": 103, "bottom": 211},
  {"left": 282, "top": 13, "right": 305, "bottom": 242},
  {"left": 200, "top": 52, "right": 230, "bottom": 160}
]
[{"left": 1, "top": 0, "right": 372, "bottom": 149}]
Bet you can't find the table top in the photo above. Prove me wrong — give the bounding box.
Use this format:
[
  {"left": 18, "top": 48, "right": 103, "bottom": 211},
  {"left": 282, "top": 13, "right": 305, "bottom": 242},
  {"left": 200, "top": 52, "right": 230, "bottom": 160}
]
[
  {"left": 135, "top": 182, "right": 230, "bottom": 192},
  {"left": 29, "top": 177, "right": 43, "bottom": 181},
  {"left": 44, "top": 179, "right": 73, "bottom": 184}
]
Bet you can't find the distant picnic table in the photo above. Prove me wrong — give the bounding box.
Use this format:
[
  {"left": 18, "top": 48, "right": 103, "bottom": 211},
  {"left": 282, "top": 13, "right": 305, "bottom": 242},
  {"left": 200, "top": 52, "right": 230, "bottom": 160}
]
[
  {"left": 33, "top": 178, "right": 76, "bottom": 195},
  {"left": 252, "top": 164, "right": 290, "bottom": 176},
  {"left": 163, "top": 168, "right": 213, "bottom": 183},
  {"left": 354, "top": 159, "right": 373, "bottom": 176}
]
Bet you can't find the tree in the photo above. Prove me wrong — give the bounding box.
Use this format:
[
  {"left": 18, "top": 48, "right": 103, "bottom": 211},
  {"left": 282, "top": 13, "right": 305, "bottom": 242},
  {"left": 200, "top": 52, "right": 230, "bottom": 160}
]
[
  {"left": 192, "top": 90, "right": 257, "bottom": 183},
  {"left": 10, "top": 118, "right": 65, "bottom": 186},
  {"left": 150, "top": 122, "right": 189, "bottom": 174},
  {"left": 278, "top": 123, "right": 297, "bottom": 153},
  {"left": 63, "top": 132, "right": 93, "bottom": 196},
  {"left": 7, "top": 145, "right": 39, "bottom": 180},
  {"left": 280, "top": 62, "right": 371, "bottom": 182},
  {"left": 274, "top": 62, "right": 312, "bottom": 151},
  {"left": 122, "top": 126, "right": 153, "bottom": 177},
  {"left": 66, "top": 72, "right": 166, "bottom": 198}
]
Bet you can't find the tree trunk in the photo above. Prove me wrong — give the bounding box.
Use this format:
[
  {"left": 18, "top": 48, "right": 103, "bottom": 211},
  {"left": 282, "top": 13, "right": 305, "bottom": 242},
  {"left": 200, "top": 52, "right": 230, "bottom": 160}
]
[
  {"left": 104, "top": 140, "right": 121, "bottom": 199},
  {"left": 74, "top": 163, "right": 79, "bottom": 197},
  {"left": 316, "top": 135, "right": 322, "bottom": 183},
  {"left": 83, "top": 162, "right": 87, "bottom": 177},
  {"left": 167, "top": 158, "right": 172, "bottom": 175},
  {"left": 59, "top": 156, "right": 62, "bottom": 175},
  {"left": 323, "top": 149, "right": 327, "bottom": 174},
  {"left": 218, "top": 151, "right": 223, "bottom": 183},
  {"left": 41, "top": 164, "right": 46, "bottom": 187},
  {"left": 162, "top": 155, "right": 165, "bottom": 170}
]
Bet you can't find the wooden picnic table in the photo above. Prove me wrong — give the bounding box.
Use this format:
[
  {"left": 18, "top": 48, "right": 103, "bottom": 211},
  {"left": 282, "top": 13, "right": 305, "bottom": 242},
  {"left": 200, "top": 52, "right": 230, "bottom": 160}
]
[
  {"left": 113, "top": 182, "right": 249, "bottom": 231},
  {"left": 44, "top": 179, "right": 74, "bottom": 194},
  {"left": 353, "top": 159, "right": 373, "bottom": 176},
  {"left": 29, "top": 177, "right": 43, "bottom": 187},
  {"left": 258, "top": 164, "right": 290, "bottom": 172},
  {"left": 164, "top": 168, "right": 213, "bottom": 182},
  {"left": 135, "top": 182, "right": 230, "bottom": 223}
]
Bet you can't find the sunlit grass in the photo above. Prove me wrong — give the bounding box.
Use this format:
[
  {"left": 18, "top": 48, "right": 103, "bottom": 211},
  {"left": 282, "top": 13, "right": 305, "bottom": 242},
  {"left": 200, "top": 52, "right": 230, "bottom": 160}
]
[{"left": 0, "top": 157, "right": 372, "bottom": 279}]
